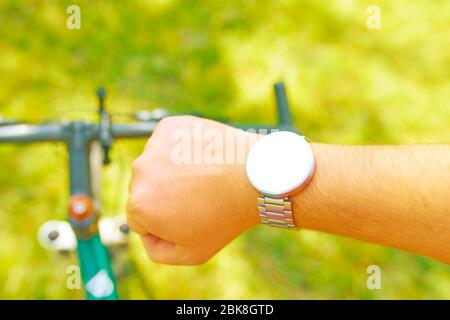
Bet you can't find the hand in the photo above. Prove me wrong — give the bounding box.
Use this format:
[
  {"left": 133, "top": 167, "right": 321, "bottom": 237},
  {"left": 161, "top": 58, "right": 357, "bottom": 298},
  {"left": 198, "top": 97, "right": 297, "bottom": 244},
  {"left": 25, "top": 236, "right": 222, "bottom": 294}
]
[{"left": 127, "top": 116, "right": 260, "bottom": 265}]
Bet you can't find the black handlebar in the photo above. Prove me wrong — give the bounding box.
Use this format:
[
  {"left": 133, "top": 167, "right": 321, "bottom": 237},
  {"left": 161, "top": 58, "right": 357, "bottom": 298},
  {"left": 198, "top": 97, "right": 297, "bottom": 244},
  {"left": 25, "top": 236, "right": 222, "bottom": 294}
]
[
  {"left": 274, "top": 82, "right": 294, "bottom": 128},
  {"left": 0, "top": 121, "right": 158, "bottom": 143}
]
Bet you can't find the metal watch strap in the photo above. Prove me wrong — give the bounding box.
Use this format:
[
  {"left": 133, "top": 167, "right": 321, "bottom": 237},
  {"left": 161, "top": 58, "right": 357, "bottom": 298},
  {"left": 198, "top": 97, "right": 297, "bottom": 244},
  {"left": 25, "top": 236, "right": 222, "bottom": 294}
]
[{"left": 258, "top": 195, "right": 297, "bottom": 230}]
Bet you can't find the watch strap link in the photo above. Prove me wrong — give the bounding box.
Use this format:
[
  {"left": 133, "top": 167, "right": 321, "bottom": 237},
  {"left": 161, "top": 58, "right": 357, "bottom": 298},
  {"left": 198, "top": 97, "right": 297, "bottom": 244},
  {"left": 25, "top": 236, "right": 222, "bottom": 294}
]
[{"left": 258, "top": 195, "right": 297, "bottom": 230}]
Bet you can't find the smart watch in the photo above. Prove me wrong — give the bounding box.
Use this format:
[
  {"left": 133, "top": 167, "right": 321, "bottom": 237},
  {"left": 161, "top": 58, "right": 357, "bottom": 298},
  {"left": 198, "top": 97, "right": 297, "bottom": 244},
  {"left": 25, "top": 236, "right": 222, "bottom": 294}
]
[{"left": 245, "top": 131, "right": 315, "bottom": 229}]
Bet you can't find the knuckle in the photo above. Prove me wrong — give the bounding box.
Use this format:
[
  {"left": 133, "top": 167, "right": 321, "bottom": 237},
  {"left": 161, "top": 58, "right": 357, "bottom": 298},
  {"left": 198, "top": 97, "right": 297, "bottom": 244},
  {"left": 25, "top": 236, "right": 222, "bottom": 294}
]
[
  {"left": 127, "top": 190, "right": 151, "bottom": 222},
  {"left": 126, "top": 199, "right": 148, "bottom": 235},
  {"left": 157, "top": 115, "right": 196, "bottom": 130},
  {"left": 126, "top": 195, "right": 141, "bottom": 217},
  {"left": 131, "top": 156, "right": 145, "bottom": 172},
  {"left": 126, "top": 215, "right": 143, "bottom": 234},
  {"left": 136, "top": 174, "right": 166, "bottom": 201},
  {"left": 157, "top": 116, "right": 173, "bottom": 127},
  {"left": 127, "top": 185, "right": 163, "bottom": 228},
  {"left": 155, "top": 116, "right": 177, "bottom": 132}
]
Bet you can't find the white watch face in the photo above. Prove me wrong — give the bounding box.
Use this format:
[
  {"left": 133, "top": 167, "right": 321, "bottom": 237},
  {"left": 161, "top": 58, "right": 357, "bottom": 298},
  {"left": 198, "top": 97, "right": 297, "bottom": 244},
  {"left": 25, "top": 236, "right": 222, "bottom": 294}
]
[{"left": 246, "top": 131, "right": 315, "bottom": 197}]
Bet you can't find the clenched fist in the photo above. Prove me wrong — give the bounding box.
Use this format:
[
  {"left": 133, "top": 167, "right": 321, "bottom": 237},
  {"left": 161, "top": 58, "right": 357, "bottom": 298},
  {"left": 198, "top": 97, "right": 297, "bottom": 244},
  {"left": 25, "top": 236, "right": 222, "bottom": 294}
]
[{"left": 127, "top": 116, "right": 260, "bottom": 265}]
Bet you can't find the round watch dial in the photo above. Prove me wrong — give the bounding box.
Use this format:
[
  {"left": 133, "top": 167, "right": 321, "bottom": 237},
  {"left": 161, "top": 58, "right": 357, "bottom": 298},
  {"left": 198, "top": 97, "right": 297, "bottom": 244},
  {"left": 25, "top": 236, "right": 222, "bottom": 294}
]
[{"left": 245, "top": 131, "right": 315, "bottom": 197}]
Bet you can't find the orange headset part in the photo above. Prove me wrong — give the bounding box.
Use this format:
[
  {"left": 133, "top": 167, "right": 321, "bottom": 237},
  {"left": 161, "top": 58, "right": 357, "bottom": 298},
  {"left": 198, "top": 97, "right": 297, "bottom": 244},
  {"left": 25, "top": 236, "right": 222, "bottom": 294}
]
[{"left": 68, "top": 194, "right": 94, "bottom": 221}]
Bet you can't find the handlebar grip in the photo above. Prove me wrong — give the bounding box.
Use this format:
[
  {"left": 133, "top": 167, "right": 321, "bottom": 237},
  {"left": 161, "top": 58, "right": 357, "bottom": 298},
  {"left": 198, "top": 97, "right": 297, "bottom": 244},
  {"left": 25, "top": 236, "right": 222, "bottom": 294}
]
[
  {"left": 274, "top": 82, "right": 294, "bottom": 128},
  {"left": 0, "top": 123, "right": 66, "bottom": 143}
]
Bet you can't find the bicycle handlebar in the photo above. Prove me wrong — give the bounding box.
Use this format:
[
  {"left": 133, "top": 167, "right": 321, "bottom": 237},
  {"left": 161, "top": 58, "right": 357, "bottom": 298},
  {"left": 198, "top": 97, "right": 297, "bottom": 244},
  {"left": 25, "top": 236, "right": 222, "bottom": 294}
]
[
  {"left": 0, "top": 123, "right": 66, "bottom": 143},
  {"left": 0, "top": 121, "right": 159, "bottom": 144},
  {"left": 0, "top": 120, "right": 286, "bottom": 144}
]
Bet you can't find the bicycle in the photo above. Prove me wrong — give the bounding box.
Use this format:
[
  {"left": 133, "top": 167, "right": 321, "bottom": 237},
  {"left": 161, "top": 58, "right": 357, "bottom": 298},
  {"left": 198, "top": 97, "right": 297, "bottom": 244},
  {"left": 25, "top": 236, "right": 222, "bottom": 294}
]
[{"left": 0, "top": 82, "right": 296, "bottom": 300}]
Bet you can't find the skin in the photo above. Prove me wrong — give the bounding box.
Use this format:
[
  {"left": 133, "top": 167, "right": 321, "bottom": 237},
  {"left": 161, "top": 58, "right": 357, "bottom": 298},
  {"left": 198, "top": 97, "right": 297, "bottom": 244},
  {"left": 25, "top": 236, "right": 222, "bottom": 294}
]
[{"left": 127, "top": 116, "right": 450, "bottom": 265}]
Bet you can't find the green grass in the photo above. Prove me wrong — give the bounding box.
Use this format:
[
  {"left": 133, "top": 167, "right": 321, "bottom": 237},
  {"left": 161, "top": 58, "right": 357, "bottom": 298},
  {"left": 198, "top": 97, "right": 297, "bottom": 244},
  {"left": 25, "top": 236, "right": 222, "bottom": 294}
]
[{"left": 0, "top": 0, "right": 449, "bottom": 299}]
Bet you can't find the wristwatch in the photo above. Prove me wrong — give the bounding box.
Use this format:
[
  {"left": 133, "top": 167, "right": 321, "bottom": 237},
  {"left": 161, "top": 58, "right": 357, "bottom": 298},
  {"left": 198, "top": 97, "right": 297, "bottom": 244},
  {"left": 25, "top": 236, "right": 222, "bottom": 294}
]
[{"left": 245, "top": 131, "right": 315, "bottom": 230}]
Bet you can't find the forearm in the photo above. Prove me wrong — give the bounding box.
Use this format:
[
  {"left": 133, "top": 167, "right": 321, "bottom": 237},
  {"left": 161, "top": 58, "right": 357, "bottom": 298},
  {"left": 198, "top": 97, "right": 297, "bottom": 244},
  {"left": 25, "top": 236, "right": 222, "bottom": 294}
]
[
  {"left": 128, "top": 116, "right": 450, "bottom": 265},
  {"left": 290, "top": 144, "right": 450, "bottom": 264}
]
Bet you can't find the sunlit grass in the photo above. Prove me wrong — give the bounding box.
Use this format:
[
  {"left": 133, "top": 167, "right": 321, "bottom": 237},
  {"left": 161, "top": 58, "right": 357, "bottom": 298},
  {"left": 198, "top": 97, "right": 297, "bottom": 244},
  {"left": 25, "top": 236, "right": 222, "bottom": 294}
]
[{"left": 0, "top": 0, "right": 449, "bottom": 299}]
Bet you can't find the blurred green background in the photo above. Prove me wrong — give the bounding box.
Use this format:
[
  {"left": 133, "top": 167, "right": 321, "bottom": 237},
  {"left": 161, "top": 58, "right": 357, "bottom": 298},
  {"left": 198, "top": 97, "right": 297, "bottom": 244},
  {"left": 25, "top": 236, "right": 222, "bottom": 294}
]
[{"left": 0, "top": 0, "right": 449, "bottom": 299}]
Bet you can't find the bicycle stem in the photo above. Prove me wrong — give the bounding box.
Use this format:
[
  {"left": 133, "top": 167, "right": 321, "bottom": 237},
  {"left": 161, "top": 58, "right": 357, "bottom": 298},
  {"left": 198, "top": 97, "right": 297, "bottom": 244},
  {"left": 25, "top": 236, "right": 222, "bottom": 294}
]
[{"left": 66, "top": 121, "right": 118, "bottom": 300}]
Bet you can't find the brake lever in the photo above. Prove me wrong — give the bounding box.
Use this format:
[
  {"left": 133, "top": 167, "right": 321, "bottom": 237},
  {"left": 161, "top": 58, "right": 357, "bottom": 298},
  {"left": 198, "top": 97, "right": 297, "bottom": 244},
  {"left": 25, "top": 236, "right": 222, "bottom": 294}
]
[
  {"left": 134, "top": 108, "right": 169, "bottom": 122},
  {"left": 97, "top": 87, "right": 113, "bottom": 165}
]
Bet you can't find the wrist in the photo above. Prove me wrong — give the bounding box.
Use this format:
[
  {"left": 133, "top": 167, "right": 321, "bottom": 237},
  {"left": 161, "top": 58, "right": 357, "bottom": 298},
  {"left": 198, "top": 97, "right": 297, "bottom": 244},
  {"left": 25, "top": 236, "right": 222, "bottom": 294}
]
[
  {"left": 245, "top": 131, "right": 317, "bottom": 230},
  {"left": 225, "top": 131, "right": 261, "bottom": 229},
  {"left": 291, "top": 143, "right": 332, "bottom": 230},
  {"left": 235, "top": 161, "right": 261, "bottom": 227}
]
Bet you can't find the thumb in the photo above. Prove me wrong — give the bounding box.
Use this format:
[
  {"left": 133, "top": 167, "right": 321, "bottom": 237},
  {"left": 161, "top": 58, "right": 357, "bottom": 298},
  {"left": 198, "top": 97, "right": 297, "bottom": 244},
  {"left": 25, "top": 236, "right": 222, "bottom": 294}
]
[{"left": 140, "top": 234, "right": 187, "bottom": 265}]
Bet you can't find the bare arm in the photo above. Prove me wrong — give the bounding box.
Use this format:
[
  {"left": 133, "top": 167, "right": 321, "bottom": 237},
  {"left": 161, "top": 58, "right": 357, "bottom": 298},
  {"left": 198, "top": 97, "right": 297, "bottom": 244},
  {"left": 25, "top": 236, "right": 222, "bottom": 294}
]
[
  {"left": 295, "top": 144, "right": 450, "bottom": 264},
  {"left": 127, "top": 116, "right": 450, "bottom": 265}
]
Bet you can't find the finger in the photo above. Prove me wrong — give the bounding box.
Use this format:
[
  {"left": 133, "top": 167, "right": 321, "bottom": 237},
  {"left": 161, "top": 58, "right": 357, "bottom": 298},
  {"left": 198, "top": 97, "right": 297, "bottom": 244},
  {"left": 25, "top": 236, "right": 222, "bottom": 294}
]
[
  {"left": 142, "top": 117, "right": 174, "bottom": 154},
  {"left": 140, "top": 234, "right": 196, "bottom": 265},
  {"left": 126, "top": 212, "right": 147, "bottom": 235}
]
